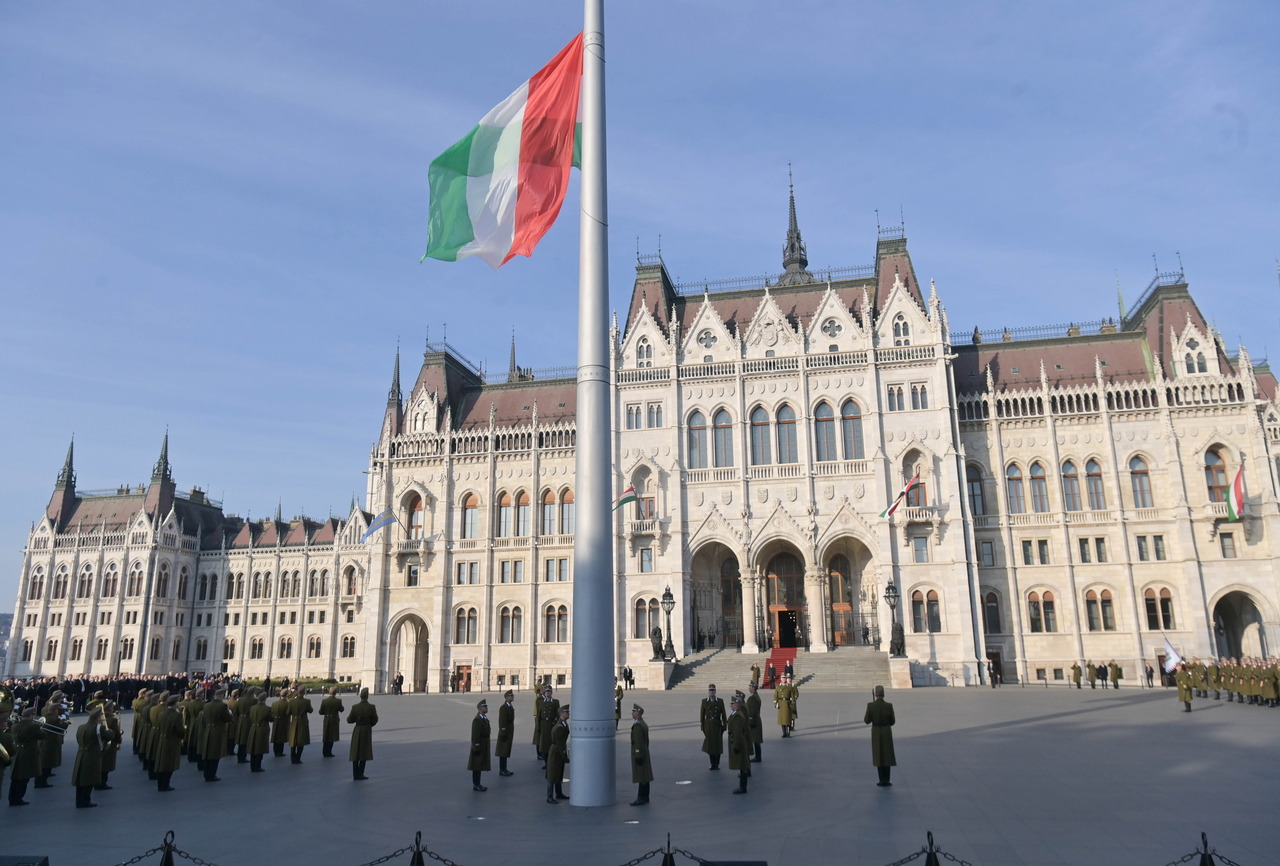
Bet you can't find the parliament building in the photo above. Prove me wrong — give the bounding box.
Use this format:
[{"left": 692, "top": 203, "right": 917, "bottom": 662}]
[{"left": 8, "top": 197, "right": 1280, "bottom": 691}]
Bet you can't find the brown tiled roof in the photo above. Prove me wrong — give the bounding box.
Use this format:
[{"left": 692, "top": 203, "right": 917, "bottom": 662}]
[
  {"left": 455, "top": 379, "right": 577, "bottom": 430},
  {"left": 954, "top": 332, "right": 1152, "bottom": 392}
]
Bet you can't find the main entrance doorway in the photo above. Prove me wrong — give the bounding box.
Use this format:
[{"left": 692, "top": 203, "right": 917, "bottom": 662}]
[
  {"left": 390, "top": 614, "right": 430, "bottom": 693},
  {"left": 766, "top": 551, "right": 806, "bottom": 649},
  {"left": 1214, "top": 591, "right": 1268, "bottom": 658}
]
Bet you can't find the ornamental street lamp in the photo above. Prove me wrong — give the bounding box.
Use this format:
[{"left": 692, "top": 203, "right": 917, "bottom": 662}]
[
  {"left": 660, "top": 586, "right": 677, "bottom": 661},
  {"left": 884, "top": 580, "right": 905, "bottom": 658}
]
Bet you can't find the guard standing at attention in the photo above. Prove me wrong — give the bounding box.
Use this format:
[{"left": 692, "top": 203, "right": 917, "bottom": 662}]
[
  {"left": 699, "top": 684, "right": 726, "bottom": 770},
  {"left": 629, "top": 704, "right": 652, "bottom": 806},
  {"left": 495, "top": 690, "right": 515, "bottom": 777},
  {"left": 247, "top": 691, "right": 273, "bottom": 772},
  {"left": 71, "top": 706, "right": 105, "bottom": 808},
  {"left": 864, "top": 685, "right": 896, "bottom": 787},
  {"left": 319, "top": 688, "right": 345, "bottom": 758},
  {"left": 469, "top": 699, "right": 491, "bottom": 791},
  {"left": 545, "top": 705, "right": 570, "bottom": 804},
  {"left": 288, "top": 687, "right": 314, "bottom": 764},
  {"left": 727, "top": 692, "right": 751, "bottom": 795},
  {"left": 347, "top": 688, "right": 378, "bottom": 781},
  {"left": 745, "top": 681, "right": 764, "bottom": 762}
]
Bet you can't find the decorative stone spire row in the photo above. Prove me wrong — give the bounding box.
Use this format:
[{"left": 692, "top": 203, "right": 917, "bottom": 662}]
[{"left": 777, "top": 166, "right": 815, "bottom": 287}]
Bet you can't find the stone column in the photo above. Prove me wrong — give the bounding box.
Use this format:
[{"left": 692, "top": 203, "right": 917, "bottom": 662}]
[
  {"left": 741, "top": 573, "right": 759, "bottom": 652},
  {"left": 805, "top": 567, "right": 831, "bottom": 653}
]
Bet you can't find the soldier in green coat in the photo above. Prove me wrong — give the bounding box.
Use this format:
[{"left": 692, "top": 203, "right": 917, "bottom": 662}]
[
  {"left": 288, "top": 688, "right": 314, "bottom": 764},
  {"left": 629, "top": 704, "right": 652, "bottom": 806},
  {"left": 153, "top": 696, "right": 185, "bottom": 792},
  {"left": 537, "top": 685, "right": 560, "bottom": 766},
  {"left": 98, "top": 703, "right": 122, "bottom": 790},
  {"left": 247, "top": 691, "right": 273, "bottom": 772},
  {"left": 864, "top": 685, "right": 896, "bottom": 787},
  {"left": 71, "top": 707, "right": 105, "bottom": 808},
  {"left": 774, "top": 678, "right": 796, "bottom": 737},
  {"left": 1206, "top": 659, "right": 1221, "bottom": 700},
  {"left": 495, "top": 690, "right": 515, "bottom": 776},
  {"left": 199, "top": 689, "right": 232, "bottom": 782},
  {"left": 545, "top": 705, "right": 570, "bottom": 804},
  {"left": 727, "top": 693, "right": 752, "bottom": 795},
  {"left": 37, "top": 694, "right": 69, "bottom": 786},
  {"left": 184, "top": 690, "right": 206, "bottom": 764},
  {"left": 234, "top": 689, "right": 257, "bottom": 763},
  {"left": 1175, "top": 663, "right": 1193, "bottom": 712},
  {"left": 1071, "top": 662, "right": 1082, "bottom": 689},
  {"left": 8, "top": 707, "right": 46, "bottom": 805},
  {"left": 745, "top": 681, "right": 763, "bottom": 762},
  {"left": 468, "top": 699, "right": 491, "bottom": 791},
  {"left": 319, "top": 688, "right": 345, "bottom": 758},
  {"left": 699, "top": 684, "right": 726, "bottom": 769},
  {"left": 347, "top": 688, "right": 378, "bottom": 781},
  {"left": 1109, "top": 660, "right": 1122, "bottom": 690},
  {"left": 271, "top": 688, "right": 292, "bottom": 757},
  {"left": 1086, "top": 660, "right": 1097, "bottom": 689},
  {"left": 0, "top": 715, "right": 16, "bottom": 803}
]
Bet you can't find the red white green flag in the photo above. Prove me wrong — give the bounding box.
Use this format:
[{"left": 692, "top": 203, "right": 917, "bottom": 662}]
[
  {"left": 613, "top": 486, "right": 637, "bottom": 512},
  {"left": 1226, "top": 462, "right": 1245, "bottom": 521},
  {"left": 424, "top": 33, "right": 584, "bottom": 268},
  {"left": 880, "top": 471, "right": 920, "bottom": 519}
]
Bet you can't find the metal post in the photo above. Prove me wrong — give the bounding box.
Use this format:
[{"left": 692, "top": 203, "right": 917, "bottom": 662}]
[
  {"left": 570, "top": 0, "right": 616, "bottom": 807},
  {"left": 661, "top": 586, "right": 676, "bottom": 660}
]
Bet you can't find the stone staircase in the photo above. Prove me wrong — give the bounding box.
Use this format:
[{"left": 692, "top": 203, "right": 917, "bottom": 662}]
[{"left": 667, "top": 646, "right": 893, "bottom": 691}]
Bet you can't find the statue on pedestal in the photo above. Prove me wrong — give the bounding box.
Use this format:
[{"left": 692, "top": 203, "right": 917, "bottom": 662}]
[{"left": 650, "top": 626, "right": 664, "bottom": 661}]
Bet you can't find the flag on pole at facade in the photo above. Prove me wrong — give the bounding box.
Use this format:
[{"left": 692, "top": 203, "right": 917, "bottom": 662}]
[
  {"left": 880, "top": 471, "right": 921, "bottom": 519},
  {"left": 1162, "top": 635, "right": 1184, "bottom": 672},
  {"left": 361, "top": 509, "right": 398, "bottom": 542},
  {"left": 1225, "top": 461, "right": 1245, "bottom": 521},
  {"left": 423, "top": 32, "right": 584, "bottom": 268},
  {"left": 612, "top": 486, "right": 637, "bottom": 511}
]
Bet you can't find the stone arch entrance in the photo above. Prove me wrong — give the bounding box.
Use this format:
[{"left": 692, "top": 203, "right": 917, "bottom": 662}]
[
  {"left": 1214, "top": 591, "right": 1268, "bottom": 659},
  {"left": 759, "top": 543, "right": 808, "bottom": 649},
  {"left": 689, "top": 542, "right": 743, "bottom": 650},
  {"left": 389, "top": 613, "right": 430, "bottom": 693},
  {"left": 822, "top": 537, "right": 877, "bottom": 647}
]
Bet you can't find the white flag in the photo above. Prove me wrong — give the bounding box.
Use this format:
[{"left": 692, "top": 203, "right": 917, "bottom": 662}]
[{"left": 1162, "top": 636, "right": 1183, "bottom": 673}]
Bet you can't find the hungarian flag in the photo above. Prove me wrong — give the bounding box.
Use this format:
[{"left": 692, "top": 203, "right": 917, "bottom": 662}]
[
  {"left": 613, "top": 486, "right": 637, "bottom": 512},
  {"left": 880, "top": 471, "right": 920, "bottom": 519},
  {"left": 424, "top": 32, "right": 584, "bottom": 268},
  {"left": 1226, "top": 462, "right": 1245, "bottom": 521}
]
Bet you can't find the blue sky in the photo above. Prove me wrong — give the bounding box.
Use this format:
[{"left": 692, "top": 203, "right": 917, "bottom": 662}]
[{"left": 2, "top": 2, "right": 1277, "bottom": 610}]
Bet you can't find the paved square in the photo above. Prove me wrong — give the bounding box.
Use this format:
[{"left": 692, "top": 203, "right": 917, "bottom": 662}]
[{"left": 3, "top": 685, "right": 1274, "bottom": 865}]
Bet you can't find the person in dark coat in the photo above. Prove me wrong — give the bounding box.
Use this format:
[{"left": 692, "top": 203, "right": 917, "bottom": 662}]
[
  {"left": 469, "top": 699, "right": 492, "bottom": 791},
  {"left": 699, "top": 684, "right": 726, "bottom": 770},
  {"left": 864, "top": 685, "right": 896, "bottom": 787},
  {"left": 247, "top": 691, "right": 272, "bottom": 772},
  {"left": 495, "top": 690, "right": 515, "bottom": 776},
  {"left": 271, "top": 689, "right": 291, "bottom": 757},
  {"left": 347, "top": 688, "right": 378, "bottom": 781},
  {"left": 545, "top": 705, "right": 570, "bottom": 804},
  {"left": 153, "top": 696, "right": 185, "bottom": 792},
  {"left": 288, "top": 688, "right": 314, "bottom": 764},
  {"left": 1175, "top": 663, "right": 1194, "bottom": 712},
  {"left": 319, "top": 688, "right": 345, "bottom": 758},
  {"left": 7, "top": 707, "right": 44, "bottom": 805},
  {"left": 71, "top": 707, "right": 105, "bottom": 808},
  {"left": 199, "top": 689, "right": 232, "bottom": 782},
  {"left": 629, "top": 704, "right": 652, "bottom": 806},
  {"left": 745, "top": 681, "right": 764, "bottom": 762},
  {"left": 727, "top": 693, "right": 751, "bottom": 794},
  {"left": 537, "top": 685, "right": 560, "bottom": 766}
]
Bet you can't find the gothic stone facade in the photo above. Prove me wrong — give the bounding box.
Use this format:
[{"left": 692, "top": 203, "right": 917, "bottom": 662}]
[{"left": 8, "top": 225, "right": 1280, "bottom": 690}]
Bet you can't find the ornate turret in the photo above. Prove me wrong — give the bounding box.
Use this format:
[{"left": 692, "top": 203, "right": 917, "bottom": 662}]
[
  {"left": 777, "top": 168, "right": 815, "bottom": 287},
  {"left": 382, "top": 346, "right": 404, "bottom": 440},
  {"left": 151, "top": 432, "right": 172, "bottom": 483},
  {"left": 45, "top": 437, "right": 78, "bottom": 528},
  {"left": 56, "top": 437, "right": 76, "bottom": 491},
  {"left": 144, "top": 433, "right": 176, "bottom": 519}
]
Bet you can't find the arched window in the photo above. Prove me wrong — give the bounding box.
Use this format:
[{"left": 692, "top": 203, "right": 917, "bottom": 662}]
[
  {"left": 250, "top": 638, "right": 264, "bottom": 660},
  {"left": 633, "top": 597, "right": 661, "bottom": 639},
  {"left": 1006, "top": 465, "right": 1026, "bottom": 513},
  {"left": 194, "top": 638, "right": 208, "bottom": 661},
  {"left": 278, "top": 637, "right": 293, "bottom": 659},
  {"left": 127, "top": 562, "right": 144, "bottom": 597},
  {"left": 544, "top": 604, "right": 569, "bottom": 642},
  {"left": 687, "top": 411, "right": 708, "bottom": 469},
  {"left": 906, "top": 463, "right": 927, "bottom": 508},
  {"left": 1085, "top": 590, "right": 1101, "bottom": 631},
  {"left": 172, "top": 636, "right": 183, "bottom": 661},
  {"left": 497, "top": 492, "right": 514, "bottom": 537},
  {"left": 515, "top": 491, "right": 531, "bottom": 536},
  {"left": 1204, "top": 449, "right": 1228, "bottom": 502},
  {"left": 1029, "top": 463, "right": 1049, "bottom": 513},
  {"left": 1061, "top": 461, "right": 1081, "bottom": 512},
  {"left": 1185, "top": 353, "right": 1196, "bottom": 375},
  {"left": 841, "top": 400, "right": 864, "bottom": 460},
  {"left": 983, "top": 592, "right": 1002, "bottom": 634},
  {"left": 966, "top": 465, "right": 986, "bottom": 515},
  {"left": 319, "top": 570, "right": 328, "bottom": 597},
  {"left": 178, "top": 566, "right": 189, "bottom": 600},
  {"left": 223, "top": 638, "right": 236, "bottom": 660},
  {"left": 540, "top": 490, "right": 557, "bottom": 535},
  {"left": 407, "top": 494, "right": 425, "bottom": 539},
  {"left": 45, "top": 639, "right": 58, "bottom": 662},
  {"left": 501, "top": 606, "right": 525, "bottom": 643},
  {"left": 149, "top": 636, "right": 162, "bottom": 661},
  {"left": 77, "top": 565, "right": 94, "bottom": 599},
  {"left": 344, "top": 566, "right": 358, "bottom": 596},
  {"left": 253, "top": 571, "right": 263, "bottom": 599},
  {"left": 27, "top": 566, "right": 44, "bottom": 601},
  {"left": 208, "top": 573, "right": 219, "bottom": 601},
  {"left": 291, "top": 570, "right": 302, "bottom": 599},
  {"left": 911, "top": 590, "right": 940, "bottom": 633},
  {"left": 813, "top": 402, "right": 836, "bottom": 462},
  {"left": 636, "top": 338, "right": 653, "bottom": 368},
  {"left": 749, "top": 407, "right": 771, "bottom": 466},
  {"left": 559, "top": 490, "right": 575, "bottom": 534},
  {"left": 713, "top": 409, "right": 734, "bottom": 467},
  {"left": 102, "top": 563, "right": 117, "bottom": 599},
  {"left": 893, "top": 314, "right": 910, "bottom": 346},
  {"left": 1028, "top": 592, "right": 1042, "bottom": 633},
  {"left": 234, "top": 572, "right": 245, "bottom": 599},
  {"left": 1144, "top": 588, "right": 1176, "bottom": 630},
  {"left": 70, "top": 638, "right": 83, "bottom": 662},
  {"left": 155, "top": 562, "right": 170, "bottom": 598},
  {"left": 1129, "top": 457, "right": 1153, "bottom": 508},
  {"left": 454, "top": 608, "right": 478, "bottom": 644},
  {"left": 263, "top": 571, "right": 273, "bottom": 598},
  {"left": 307, "top": 636, "right": 323, "bottom": 659},
  {"left": 1196, "top": 353, "right": 1207, "bottom": 373},
  {"left": 120, "top": 637, "right": 135, "bottom": 661},
  {"left": 1086, "top": 589, "right": 1116, "bottom": 631},
  {"left": 340, "top": 635, "right": 357, "bottom": 658},
  {"left": 52, "top": 566, "right": 69, "bottom": 600},
  {"left": 776, "top": 405, "right": 798, "bottom": 464},
  {"left": 95, "top": 638, "right": 110, "bottom": 661},
  {"left": 1085, "top": 460, "right": 1106, "bottom": 510},
  {"left": 460, "top": 494, "right": 480, "bottom": 539}
]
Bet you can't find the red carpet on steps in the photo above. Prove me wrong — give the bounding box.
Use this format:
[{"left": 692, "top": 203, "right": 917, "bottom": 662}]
[{"left": 762, "top": 647, "right": 796, "bottom": 689}]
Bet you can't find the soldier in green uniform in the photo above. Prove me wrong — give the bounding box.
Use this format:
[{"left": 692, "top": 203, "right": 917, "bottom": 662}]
[
  {"left": 271, "top": 688, "right": 292, "bottom": 757},
  {"left": 468, "top": 699, "right": 491, "bottom": 791},
  {"left": 185, "top": 689, "right": 206, "bottom": 765},
  {"left": 545, "top": 705, "right": 570, "bottom": 804},
  {"left": 1071, "top": 662, "right": 1082, "bottom": 689},
  {"left": 774, "top": 677, "right": 796, "bottom": 737},
  {"left": 97, "top": 701, "right": 121, "bottom": 790},
  {"left": 1206, "top": 659, "right": 1221, "bottom": 700},
  {"left": 225, "top": 689, "right": 240, "bottom": 755},
  {"left": 1085, "top": 660, "right": 1097, "bottom": 689},
  {"left": 1108, "top": 660, "right": 1122, "bottom": 690},
  {"left": 71, "top": 706, "right": 105, "bottom": 808},
  {"left": 37, "top": 694, "right": 69, "bottom": 786},
  {"left": 629, "top": 704, "right": 651, "bottom": 806},
  {"left": 131, "top": 688, "right": 150, "bottom": 755},
  {"left": 745, "top": 681, "right": 763, "bottom": 762},
  {"left": 7, "top": 707, "right": 44, "bottom": 805},
  {"left": 750, "top": 663, "right": 761, "bottom": 687},
  {"left": 153, "top": 695, "right": 185, "bottom": 792},
  {"left": 699, "top": 684, "right": 726, "bottom": 770},
  {"left": 864, "top": 685, "right": 896, "bottom": 787},
  {"left": 288, "top": 687, "right": 314, "bottom": 764},
  {"left": 1175, "top": 662, "right": 1193, "bottom": 712},
  {"left": 531, "top": 683, "right": 543, "bottom": 759},
  {"left": 247, "top": 691, "right": 273, "bottom": 773},
  {"left": 199, "top": 689, "right": 232, "bottom": 782},
  {"left": 495, "top": 690, "right": 515, "bottom": 777},
  {"left": 537, "top": 685, "right": 560, "bottom": 767},
  {"left": 347, "top": 688, "right": 378, "bottom": 781},
  {"left": 727, "top": 693, "right": 751, "bottom": 795},
  {"left": 614, "top": 679, "right": 624, "bottom": 730},
  {"left": 319, "top": 687, "right": 345, "bottom": 758},
  {"left": 144, "top": 691, "right": 167, "bottom": 779},
  {"left": 0, "top": 715, "right": 15, "bottom": 803},
  {"left": 234, "top": 688, "right": 257, "bottom": 763}
]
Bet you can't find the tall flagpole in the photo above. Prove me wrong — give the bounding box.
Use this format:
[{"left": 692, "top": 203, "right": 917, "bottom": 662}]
[{"left": 571, "top": 0, "right": 615, "bottom": 806}]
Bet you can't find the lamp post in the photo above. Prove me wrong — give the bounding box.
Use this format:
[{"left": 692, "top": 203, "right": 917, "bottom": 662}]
[
  {"left": 884, "top": 580, "right": 904, "bottom": 658},
  {"left": 660, "top": 586, "right": 677, "bottom": 661}
]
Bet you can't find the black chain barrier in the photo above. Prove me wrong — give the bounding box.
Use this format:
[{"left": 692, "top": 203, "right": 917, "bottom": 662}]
[{"left": 105, "top": 828, "right": 1247, "bottom": 866}]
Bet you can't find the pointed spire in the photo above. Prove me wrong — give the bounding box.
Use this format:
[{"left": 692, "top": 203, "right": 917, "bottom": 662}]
[
  {"left": 151, "top": 432, "right": 171, "bottom": 482},
  {"left": 1115, "top": 271, "right": 1126, "bottom": 323},
  {"left": 508, "top": 329, "right": 518, "bottom": 382},
  {"left": 55, "top": 436, "right": 76, "bottom": 491},
  {"left": 388, "top": 344, "right": 402, "bottom": 405},
  {"left": 275, "top": 500, "right": 283, "bottom": 524},
  {"left": 350, "top": 492, "right": 358, "bottom": 515},
  {"left": 778, "top": 164, "right": 814, "bottom": 287}
]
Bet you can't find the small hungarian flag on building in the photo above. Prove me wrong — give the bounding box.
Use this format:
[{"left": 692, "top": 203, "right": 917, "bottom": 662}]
[
  {"left": 613, "top": 486, "right": 637, "bottom": 511},
  {"left": 361, "top": 509, "right": 398, "bottom": 542},
  {"left": 1226, "top": 462, "right": 1245, "bottom": 521},
  {"left": 880, "top": 472, "right": 920, "bottom": 519},
  {"left": 424, "top": 32, "right": 584, "bottom": 268}
]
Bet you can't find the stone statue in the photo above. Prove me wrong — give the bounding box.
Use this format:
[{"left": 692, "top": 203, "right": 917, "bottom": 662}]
[
  {"left": 889, "top": 621, "right": 906, "bottom": 657},
  {"left": 650, "top": 626, "right": 664, "bottom": 661}
]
